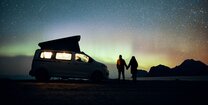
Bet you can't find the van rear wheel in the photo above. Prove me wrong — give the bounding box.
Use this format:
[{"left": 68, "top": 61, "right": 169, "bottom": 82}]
[
  {"left": 35, "top": 69, "right": 50, "bottom": 81},
  {"left": 90, "top": 71, "right": 103, "bottom": 82}
]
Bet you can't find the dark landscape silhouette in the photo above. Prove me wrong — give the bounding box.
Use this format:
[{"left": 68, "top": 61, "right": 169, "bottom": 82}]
[
  {"left": 136, "top": 70, "right": 148, "bottom": 77},
  {"left": 146, "top": 59, "right": 208, "bottom": 77}
]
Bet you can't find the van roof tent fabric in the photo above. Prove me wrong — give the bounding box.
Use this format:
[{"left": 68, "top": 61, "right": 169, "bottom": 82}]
[{"left": 38, "top": 35, "right": 81, "bottom": 52}]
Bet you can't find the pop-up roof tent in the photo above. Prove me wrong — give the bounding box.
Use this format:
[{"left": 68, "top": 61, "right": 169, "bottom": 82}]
[{"left": 38, "top": 35, "right": 81, "bottom": 52}]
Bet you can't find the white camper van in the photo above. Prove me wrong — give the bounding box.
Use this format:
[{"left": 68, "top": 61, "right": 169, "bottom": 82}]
[{"left": 29, "top": 36, "right": 109, "bottom": 81}]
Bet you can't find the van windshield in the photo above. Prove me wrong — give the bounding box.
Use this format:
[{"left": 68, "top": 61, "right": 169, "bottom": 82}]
[{"left": 75, "top": 53, "right": 90, "bottom": 63}]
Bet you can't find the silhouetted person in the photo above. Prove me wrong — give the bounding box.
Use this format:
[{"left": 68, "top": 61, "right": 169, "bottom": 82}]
[
  {"left": 127, "top": 56, "right": 138, "bottom": 82},
  {"left": 117, "top": 55, "right": 127, "bottom": 80}
]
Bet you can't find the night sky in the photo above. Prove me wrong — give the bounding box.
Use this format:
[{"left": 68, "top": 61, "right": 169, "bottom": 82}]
[{"left": 0, "top": 0, "right": 208, "bottom": 77}]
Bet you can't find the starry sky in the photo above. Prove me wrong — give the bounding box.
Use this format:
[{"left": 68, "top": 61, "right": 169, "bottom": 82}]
[{"left": 0, "top": 0, "right": 208, "bottom": 77}]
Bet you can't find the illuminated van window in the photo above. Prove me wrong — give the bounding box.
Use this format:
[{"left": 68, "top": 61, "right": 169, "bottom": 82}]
[
  {"left": 56, "top": 52, "right": 72, "bottom": 60},
  {"left": 40, "top": 52, "right": 53, "bottom": 59},
  {"left": 75, "top": 53, "right": 89, "bottom": 63}
]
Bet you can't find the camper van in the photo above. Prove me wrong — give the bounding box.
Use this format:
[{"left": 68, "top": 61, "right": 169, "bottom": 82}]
[{"left": 29, "top": 36, "right": 109, "bottom": 81}]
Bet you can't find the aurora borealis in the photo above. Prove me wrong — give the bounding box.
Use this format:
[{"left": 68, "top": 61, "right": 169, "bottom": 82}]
[{"left": 0, "top": 0, "right": 208, "bottom": 77}]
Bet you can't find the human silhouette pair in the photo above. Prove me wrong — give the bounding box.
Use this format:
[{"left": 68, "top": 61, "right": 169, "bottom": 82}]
[{"left": 116, "top": 55, "right": 138, "bottom": 81}]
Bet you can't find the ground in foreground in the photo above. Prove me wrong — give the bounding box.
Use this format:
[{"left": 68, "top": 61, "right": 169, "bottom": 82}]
[{"left": 0, "top": 79, "right": 207, "bottom": 105}]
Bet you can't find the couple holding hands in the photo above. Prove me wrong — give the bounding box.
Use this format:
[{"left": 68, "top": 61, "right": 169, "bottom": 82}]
[{"left": 116, "top": 55, "right": 138, "bottom": 81}]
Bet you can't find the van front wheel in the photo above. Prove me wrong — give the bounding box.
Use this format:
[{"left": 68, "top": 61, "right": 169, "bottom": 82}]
[
  {"left": 90, "top": 71, "right": 103, "bottom": 82},
  {"left": 35, "top": 69, "right": 50, "bottom": 82}
]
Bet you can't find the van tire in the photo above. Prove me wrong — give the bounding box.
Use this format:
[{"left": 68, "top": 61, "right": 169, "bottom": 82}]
[
  {"left": 90, "top": 71, "right": 103, "bottom": 82},
  {"left": 35, "top": 69, "right": 50, "bottom": 82}
]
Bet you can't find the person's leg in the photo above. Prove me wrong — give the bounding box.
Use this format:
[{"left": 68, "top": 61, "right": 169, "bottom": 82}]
[
  {"left": 118, "top": 70, "right": 121, "bottom": 80},
  {"left": 122, "top": 70, "right": 125, "bottom": 80},
  {"left": 132, "top": 70, "right": 137, "bottom": 82},
  {"left": 131, "top": 70, "right": 133, "bottom": 78}
]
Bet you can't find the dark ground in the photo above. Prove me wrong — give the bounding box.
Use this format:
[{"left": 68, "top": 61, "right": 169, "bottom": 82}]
[{"left": 0, "top": 79, "right": 208, "bottom": 105}]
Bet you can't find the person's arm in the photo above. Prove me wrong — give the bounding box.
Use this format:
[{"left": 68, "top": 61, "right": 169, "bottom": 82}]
[
  {"left": 127, "top": 59, "right": 133, "bottom": 70},
  {"left": 124, "top": 60, "right": 128, "bottom": 70},
  {"left": 126, "top": 65, "right": 129, "bottom": 70}
]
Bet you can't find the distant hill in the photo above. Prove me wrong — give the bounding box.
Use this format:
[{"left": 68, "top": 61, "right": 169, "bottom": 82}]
[
  {"left": 146, "top": 59, "right": 208, "bottom": 77},
  {"left": 172, "top": 59, "right": 208, "bottom": 76},
  {"left": 148, "top": 65, "right": 171, "bottom": 77},
  {"left": 137, "top": 70, "right": 148, "bottom": 77}
]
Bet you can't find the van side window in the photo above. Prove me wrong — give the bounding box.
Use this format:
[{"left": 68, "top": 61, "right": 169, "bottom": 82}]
[
  {"left": 55, "top": 52, "right": 72, "bottom": 60},
  {"left": 75, "top": 53, "right": 89, "bottom": 63},
  {"left": 40, "top": 52, "right": 53, "bottom": 59}
]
